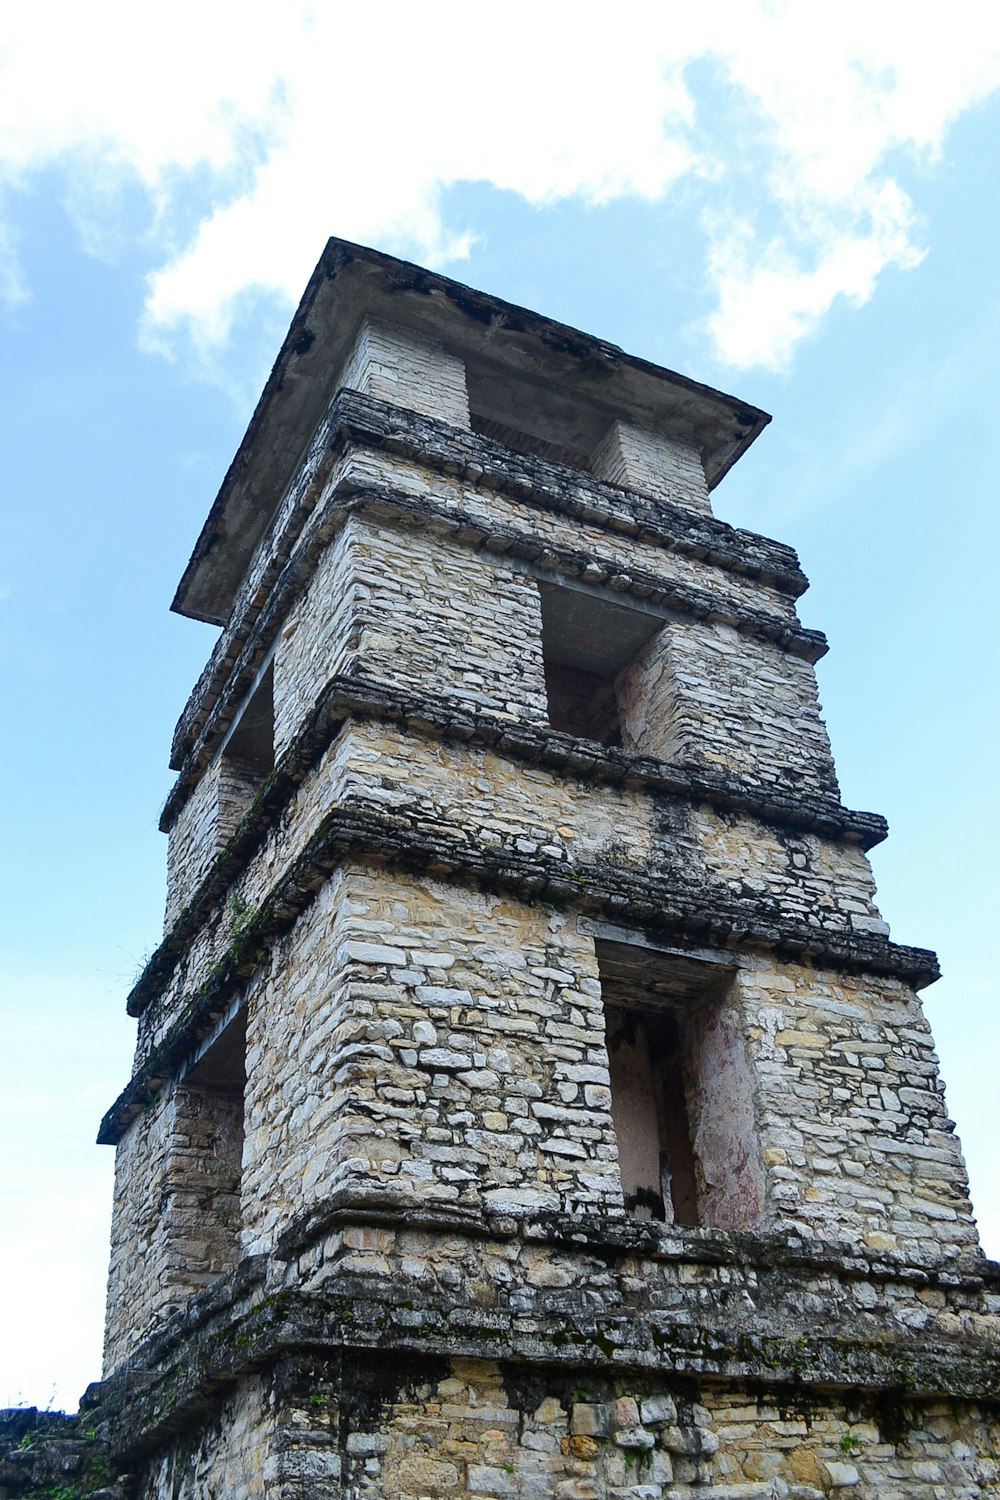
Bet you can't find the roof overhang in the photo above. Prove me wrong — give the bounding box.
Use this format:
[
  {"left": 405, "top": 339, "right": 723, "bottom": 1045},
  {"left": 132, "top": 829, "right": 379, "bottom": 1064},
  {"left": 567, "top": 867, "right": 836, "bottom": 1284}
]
[{"left": 173, "top": 238, "right": 771, "bottom": 626}]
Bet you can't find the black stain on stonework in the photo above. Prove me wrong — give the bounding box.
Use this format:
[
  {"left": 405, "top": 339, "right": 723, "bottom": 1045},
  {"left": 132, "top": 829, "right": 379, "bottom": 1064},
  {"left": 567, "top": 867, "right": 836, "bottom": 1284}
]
[{"left": 337, "top": 1349, "right": 451, "bottom": 1430}]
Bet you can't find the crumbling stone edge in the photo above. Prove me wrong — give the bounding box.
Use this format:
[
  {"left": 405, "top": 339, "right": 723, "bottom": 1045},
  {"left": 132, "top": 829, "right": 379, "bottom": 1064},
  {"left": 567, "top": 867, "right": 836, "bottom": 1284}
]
[
  {"left": 80, "top": 1202, "right": 1000, "bottom": 1470},
  {"left": 0, "top": 1405, "right": 122, "bottom": 1499}
]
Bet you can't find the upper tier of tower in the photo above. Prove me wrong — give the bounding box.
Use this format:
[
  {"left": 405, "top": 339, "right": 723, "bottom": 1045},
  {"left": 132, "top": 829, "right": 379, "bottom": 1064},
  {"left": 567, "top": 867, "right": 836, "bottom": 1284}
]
[{"left": 173, "top": 238, "right": 770, "bottom": 627}]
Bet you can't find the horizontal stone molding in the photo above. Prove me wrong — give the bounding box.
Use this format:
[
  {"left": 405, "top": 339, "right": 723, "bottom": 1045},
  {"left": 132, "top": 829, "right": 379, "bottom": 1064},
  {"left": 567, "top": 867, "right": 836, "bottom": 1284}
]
[
  {"left": 91, "top": 1204, "right": 1000, "bottom": 1462},
  {"left": 106, "top": 810, "right": 935, "bottom": 1149},
  {"left": 270, "top": 1189, "right": 999, "bottom": 1291},
  {"left": 162, "top": 672, "right": 884, "bottom": 843},
  {"left": 170, "top": 389, "right": 816, "bottom": 772},
  {"left": 331, "top": 390, "right": 807, "bottom": 592},
  {"left": 144, "top": 677, "right": 888, "bottom": 1019}
]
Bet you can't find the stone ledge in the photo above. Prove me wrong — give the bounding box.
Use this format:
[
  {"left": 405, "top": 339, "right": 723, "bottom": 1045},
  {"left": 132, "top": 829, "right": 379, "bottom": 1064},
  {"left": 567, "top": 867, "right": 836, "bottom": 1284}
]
[
  {"left": 91, "top": 1248, "right": 1000, "bottom": 1466},
  {"left": 163, "top": 672, "right": 882, "bottom": 842},
  {"left": 143, "top": 675, "right": 890, "bottom": 1023},
  {"left": 105, "top": 1195, "right": 1000, "bottom": 1389},
  {"left": 270, "top": 1189, "right": 998, "bottom": 1291},
  {"left": 105, "top": 800, "right": 937, "bottom": 1143},
  {"left": 331, "top": 390, "right": 805, "bottom": 593}
]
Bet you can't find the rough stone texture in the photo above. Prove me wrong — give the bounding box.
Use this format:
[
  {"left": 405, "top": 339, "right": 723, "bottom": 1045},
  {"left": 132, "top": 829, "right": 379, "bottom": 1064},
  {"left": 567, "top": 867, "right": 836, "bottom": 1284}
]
[
  {"left": 165, "top": 389, "right": 811, "bottom": 794},
  {"left": 337, "top": 316, "right": 471, "bottom": 429},
  {"left": 165, "top": 754, "right": 262, "bottom": 928},
  {"left": 618, "top": 620, "right": 839, "bottom": 800},
  {"left": 105, "top": 857, "right": 976, "bottom": 1371},
  {"left": 104, "top": 1080, "right": 243, "bottom": 1373},
  {"left": 592, "top": 418, "right": 711, "bottom": 514},
  {"left": 0, "top": 1406, "right": 121, "bottom": 1499},
  {"left": 87, "top": 244, "right": 999, "bottom": 1497}
]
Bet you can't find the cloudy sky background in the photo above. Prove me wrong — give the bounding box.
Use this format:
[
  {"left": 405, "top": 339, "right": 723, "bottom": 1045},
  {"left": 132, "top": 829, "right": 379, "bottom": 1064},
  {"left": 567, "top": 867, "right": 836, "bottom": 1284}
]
[{"left": 2, "top": 0, "right": 999, "bottom": 1409}]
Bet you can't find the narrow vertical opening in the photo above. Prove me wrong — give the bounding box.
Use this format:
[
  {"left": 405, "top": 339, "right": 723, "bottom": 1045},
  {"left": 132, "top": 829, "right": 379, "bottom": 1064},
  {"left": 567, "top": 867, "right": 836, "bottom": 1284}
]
[
  {"left": 221, "top": 661, "right": 274, "bottom": 785},
  {"left": 597, "top": 938, "right": 758, "bottom": 1230},
  {"left": 538, "top": 583, "right": 661, "bottom": 748},
  {"left": 605, "top": 1004, "right": 700, "bottom": 1225}
]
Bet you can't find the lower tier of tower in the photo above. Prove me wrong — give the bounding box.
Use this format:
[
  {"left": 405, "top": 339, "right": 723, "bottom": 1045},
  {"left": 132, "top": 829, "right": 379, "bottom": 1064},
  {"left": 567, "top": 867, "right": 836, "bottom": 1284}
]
[{"left": 85, "top": 1220, "right": 1000, "bottom": 1500}]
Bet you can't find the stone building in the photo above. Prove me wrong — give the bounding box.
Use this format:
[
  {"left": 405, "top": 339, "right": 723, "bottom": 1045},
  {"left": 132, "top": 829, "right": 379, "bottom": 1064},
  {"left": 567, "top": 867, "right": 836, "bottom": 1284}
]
[{"left": 92, "top": 240, "right": 999, "bottom": 1497}]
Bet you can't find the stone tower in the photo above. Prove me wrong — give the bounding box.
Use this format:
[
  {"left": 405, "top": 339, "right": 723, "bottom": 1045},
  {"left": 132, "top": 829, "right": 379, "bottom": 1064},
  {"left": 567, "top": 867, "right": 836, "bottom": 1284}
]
[{"left": 95, "top": 240, "right": 999, "bottom": 1498}]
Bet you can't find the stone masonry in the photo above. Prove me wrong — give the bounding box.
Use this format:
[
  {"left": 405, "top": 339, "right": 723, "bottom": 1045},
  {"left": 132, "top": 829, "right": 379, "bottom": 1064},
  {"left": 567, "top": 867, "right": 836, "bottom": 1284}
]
[{"left": 83, "top": 240, "right": 998, "bottom": 1497}]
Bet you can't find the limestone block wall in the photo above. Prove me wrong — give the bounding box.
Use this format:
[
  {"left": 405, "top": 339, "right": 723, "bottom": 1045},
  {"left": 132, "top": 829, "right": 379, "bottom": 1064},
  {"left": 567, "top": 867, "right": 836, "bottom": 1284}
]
[
  {"left": 619, "top": 619, "right": 839, "bottom": 799},
  {"left": 317, "top": 1365, "right": 1000, "bottom": 1500},
  {"left": 275, "top": 516, "right": 549, "bottom": 749},
  {"left": 592, "top": 417, "right": 711, "bottom": 513},
  {"left": 164, "top": 764, "right": 222, "bottom": 929},
  {"left": 318, "top": 721, "right": 881, "bottom": 936},
  {"left": 138, "top": 709, "right": 888, "bottom": 1072},
  {"left": 338, "top": 443, "right": 798, "bottom": 624},
  {"left": 336, "top": 317, "right": 471, "bottom": 428},
  {"left": 685, "top": 804, "right": 883, "bottom": 936},
  {"left": 165, "top": 756, "right": 262, "bottom": 927},
  {"left": 332, "top": 721, "right": 656, "bottom": 872},
  {"left": 230, "top": 863, "right": 972, "bottom": 1263},
  {"left": 350, "top": 520, "right": 549, "bottom": 724},
  {"left": 126, "top": 1353, "right": 1000, "bottom": 1500},
  {"left": 169, "top": 423, "right": 801, "bottom": 789},
  {"left": 135, "top": 1371, "right": 282, "bottom": 1500},
  {"left": 741, "top": 958, "right": 977, "bottom": 1259},
  {"left": 105, "top": 1095, "right": 173, "bottom": 1372},
  {"left": 272, "top": 522, "right": 358, "bottom": 758},
  {"left": 163, "top": 409, "right": 817, "bottom": 908},
  {"left": 167, "top": 513, "right": 550, "bottom": 922},
  {"left": 163, "top": 481, "right": 828, "bottom": 930},
  {"left": 239, "top": 866, "right": 626, "bottom": 1253},
  {"left": 296, "top": 1215, "right": 998, "bottom": 1351}
]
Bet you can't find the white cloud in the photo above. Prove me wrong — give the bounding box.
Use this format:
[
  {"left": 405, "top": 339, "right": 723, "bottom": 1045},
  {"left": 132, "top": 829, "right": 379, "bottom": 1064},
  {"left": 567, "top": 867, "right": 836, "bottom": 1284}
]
[
  {"left": 1, "top": 0, "right": 999, "bottom": 370},
  {"left": 703, "top": 181, "right": 926, "bottom": 371}
]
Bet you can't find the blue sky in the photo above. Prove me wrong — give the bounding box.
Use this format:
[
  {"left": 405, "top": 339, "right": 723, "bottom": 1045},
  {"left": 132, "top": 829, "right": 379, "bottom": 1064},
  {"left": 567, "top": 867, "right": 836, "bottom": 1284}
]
[{"left": 2, "top": 2, "right": 998, "bottom": 1411}]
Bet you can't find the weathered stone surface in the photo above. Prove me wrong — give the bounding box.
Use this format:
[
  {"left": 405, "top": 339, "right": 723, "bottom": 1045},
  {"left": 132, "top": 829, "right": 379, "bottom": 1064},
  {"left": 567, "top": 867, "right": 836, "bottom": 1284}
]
[
  {"left": 0, "top": 1407, "right": 120, "bottom": 1499},
  {"left": 87, "top": 240, "right": 1000, "bottom": 1498}
]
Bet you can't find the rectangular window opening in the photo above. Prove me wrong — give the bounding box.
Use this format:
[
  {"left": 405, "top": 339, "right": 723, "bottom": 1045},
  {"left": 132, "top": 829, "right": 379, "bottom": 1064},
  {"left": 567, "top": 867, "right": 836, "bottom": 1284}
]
[
  {"left": 597, "top": 939, "right": 753, "bottom": 1230},
  {"left": 539, "top": 582, "right": 661, "bottom": 747},
  {"left": 469, "top": 411, "right": 591, "bottom": 471},
  {"left": 464, "top": 361, "right": 603, "bottom": 476}
]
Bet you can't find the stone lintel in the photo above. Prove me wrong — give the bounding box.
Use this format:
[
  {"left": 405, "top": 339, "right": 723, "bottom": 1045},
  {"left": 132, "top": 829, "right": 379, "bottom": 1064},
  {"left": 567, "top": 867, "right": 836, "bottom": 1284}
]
[{"left": 173, "top": 240, "right": 771, "bottom": 626}]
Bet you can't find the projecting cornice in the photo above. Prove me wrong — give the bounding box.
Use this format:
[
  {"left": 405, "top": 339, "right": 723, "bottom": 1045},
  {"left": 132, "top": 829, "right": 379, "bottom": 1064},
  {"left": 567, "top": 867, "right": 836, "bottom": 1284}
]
[{"left": 172, "top": 241, "right": 771, "bottom": 626}]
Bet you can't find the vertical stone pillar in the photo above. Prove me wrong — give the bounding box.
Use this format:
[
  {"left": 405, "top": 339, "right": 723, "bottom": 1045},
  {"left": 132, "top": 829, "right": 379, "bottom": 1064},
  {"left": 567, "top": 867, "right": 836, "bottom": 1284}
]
[
  {"left": 592, "top": 419, "right": 711, "bottom": 513},
  {"left": 337, "top": 316, "right": 470, "bottom": 427}
]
